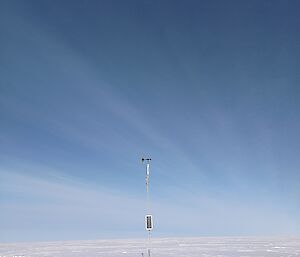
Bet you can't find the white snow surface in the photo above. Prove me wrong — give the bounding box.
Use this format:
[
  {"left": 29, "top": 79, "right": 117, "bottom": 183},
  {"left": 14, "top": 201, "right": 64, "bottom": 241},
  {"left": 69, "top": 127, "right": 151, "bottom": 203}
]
[{"left": 1, "top": 237, "right": 300, "bottom": 257}]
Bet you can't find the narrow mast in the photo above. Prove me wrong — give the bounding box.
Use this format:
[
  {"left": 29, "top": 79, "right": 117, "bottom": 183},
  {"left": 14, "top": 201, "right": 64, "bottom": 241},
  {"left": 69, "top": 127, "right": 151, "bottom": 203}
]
[{"left": 142, "top": 158, "right": 153, "bottom": 257}]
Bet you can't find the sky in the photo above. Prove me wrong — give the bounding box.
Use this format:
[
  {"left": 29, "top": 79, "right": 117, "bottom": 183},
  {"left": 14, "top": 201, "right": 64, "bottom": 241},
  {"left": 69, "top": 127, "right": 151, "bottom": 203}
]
[{"left": 1, "top": 0, "right": 300, "bottom": 242}]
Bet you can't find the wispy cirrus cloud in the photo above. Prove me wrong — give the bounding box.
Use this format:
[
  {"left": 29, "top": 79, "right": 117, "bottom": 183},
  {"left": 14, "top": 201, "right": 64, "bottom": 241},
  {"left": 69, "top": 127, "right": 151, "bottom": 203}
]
[{"left": 0, "top": 167, "right": 146, "bottom": 242}]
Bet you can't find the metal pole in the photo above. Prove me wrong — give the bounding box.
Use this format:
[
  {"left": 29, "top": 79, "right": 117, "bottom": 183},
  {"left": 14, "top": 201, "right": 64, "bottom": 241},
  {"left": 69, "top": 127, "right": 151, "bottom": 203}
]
[{"left": 142, "top": 158, "right": 152, "bottom": 257}]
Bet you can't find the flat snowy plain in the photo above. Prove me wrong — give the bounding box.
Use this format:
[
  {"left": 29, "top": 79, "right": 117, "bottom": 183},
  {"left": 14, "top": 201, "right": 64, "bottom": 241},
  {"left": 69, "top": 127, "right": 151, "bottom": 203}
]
[{"left": 1, "top": 237, "right": 300, "bottom": 257}]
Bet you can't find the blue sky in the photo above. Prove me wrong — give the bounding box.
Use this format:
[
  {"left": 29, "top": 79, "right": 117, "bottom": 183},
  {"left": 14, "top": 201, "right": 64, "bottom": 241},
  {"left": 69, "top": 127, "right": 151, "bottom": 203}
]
[{"left": 1, "top": 0, "right": 300, "bottom": 242}]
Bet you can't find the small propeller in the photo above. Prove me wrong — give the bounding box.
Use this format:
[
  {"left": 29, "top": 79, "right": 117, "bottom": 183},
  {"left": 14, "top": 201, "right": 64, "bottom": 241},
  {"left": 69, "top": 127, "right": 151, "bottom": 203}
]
[{"left": 142, "top": 158, "right": 152, "bottom": 162}]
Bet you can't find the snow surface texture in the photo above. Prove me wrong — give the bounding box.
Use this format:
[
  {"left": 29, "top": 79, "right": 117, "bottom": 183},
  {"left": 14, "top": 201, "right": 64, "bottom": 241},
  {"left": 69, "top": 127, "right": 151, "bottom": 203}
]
[{"left": 1, "top": 237, "right": 300, "bottom": 257}]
